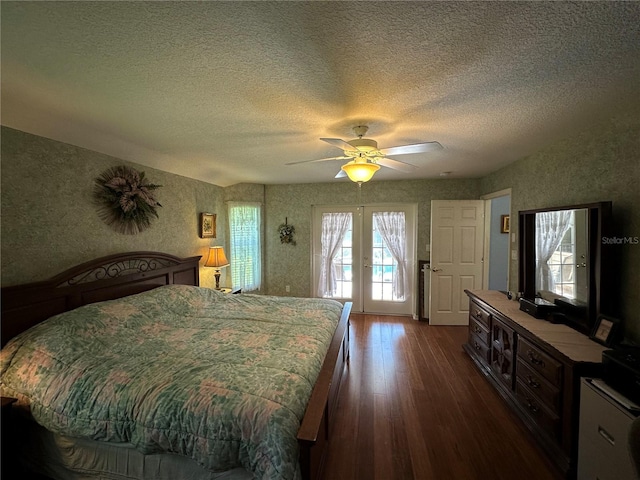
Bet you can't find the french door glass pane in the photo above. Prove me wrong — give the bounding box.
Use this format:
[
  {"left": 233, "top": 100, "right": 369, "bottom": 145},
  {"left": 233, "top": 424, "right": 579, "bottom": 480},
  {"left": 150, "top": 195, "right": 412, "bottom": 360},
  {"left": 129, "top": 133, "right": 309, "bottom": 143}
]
[
  {"left": 329, "top": 220, "right": 353, "bottom": 299},
  {"left": 370, "top": 220, "right": 403, "bottom": 301}
]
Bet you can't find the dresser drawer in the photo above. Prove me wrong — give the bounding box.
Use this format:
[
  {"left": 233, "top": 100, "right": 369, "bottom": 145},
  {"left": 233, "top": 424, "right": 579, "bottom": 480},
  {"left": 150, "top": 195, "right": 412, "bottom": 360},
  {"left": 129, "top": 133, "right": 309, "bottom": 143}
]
[
  {"left": 518, "top": 337, "right": 562, "bottom": 387},
  {"left": 516, "top": 358, "right": 561, "bottom": 413},
  {"left": 468, "top": 332, "right": 491, "bottom": 365},
  {"left": 469, "top": 301, "right": 491, "bottom": 328},
  {"left": 469, "top": 316, "right": 490, "bottom": 345},
  {"left": 516, "top": 380, "right": 561, "bottom": 441}
]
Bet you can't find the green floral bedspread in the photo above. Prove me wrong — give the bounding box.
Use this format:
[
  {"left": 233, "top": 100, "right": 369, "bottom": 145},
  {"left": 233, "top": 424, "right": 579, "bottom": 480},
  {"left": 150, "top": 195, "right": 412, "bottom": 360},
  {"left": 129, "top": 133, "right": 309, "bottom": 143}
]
[{"left": 0, "top": 285, "right": 343, "bottom": 479}]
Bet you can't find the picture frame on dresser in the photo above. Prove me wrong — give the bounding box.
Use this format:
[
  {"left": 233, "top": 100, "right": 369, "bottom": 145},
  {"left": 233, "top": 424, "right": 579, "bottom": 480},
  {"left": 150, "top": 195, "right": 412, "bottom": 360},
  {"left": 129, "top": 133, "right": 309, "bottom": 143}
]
[{"left": 590, "top": 314, "right": 620, "bottom": 346}]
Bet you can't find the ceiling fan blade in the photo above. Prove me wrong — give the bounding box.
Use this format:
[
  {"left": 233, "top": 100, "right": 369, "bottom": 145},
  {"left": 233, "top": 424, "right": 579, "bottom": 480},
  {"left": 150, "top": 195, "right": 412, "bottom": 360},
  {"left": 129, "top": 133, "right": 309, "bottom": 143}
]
[
  {"left": 335, "top": 170, "right": 347, "bottom": 179},
  {"left": 379, "top": 141, "right": 443, "bottom": 156},
  {"left": 285, "top": 155, "right": 353, "bottom": 166},
  {"left": 320, "top": 137, "right": 356, "bottom": 151},
  {"left": 376, "top": 157, "right": 417, "bottom": 172}
]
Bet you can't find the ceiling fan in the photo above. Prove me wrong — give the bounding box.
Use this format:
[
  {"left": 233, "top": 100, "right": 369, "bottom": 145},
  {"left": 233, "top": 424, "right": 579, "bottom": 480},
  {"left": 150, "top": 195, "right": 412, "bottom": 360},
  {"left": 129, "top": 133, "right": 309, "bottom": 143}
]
[{"left": 287, "top": 125, "right": 443, "bottom": 183}]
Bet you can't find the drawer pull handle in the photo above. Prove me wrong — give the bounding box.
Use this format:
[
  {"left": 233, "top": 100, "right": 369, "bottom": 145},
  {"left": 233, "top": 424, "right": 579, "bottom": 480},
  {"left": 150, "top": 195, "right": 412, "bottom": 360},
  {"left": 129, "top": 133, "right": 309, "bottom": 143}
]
[
  {"left": 474, "top": 326, "right": 482, "bottom": 334},
  {"left": 527, "top": 350, "right": 545, "bottom": 367},
  {"left": 598, "top": 426, "right": 615, "bottom": 446},
  {"left": 474, "top": 342, "right": 482, "bottom": 351},
  {"left": 526, "top": 376, "right": 540, "bottom": 389},
  {"left": 526, "top": 398, "right": 539, "bottom": 414},
  {"left": 476, "top": 311, "right": 482, "bottom": 318}
]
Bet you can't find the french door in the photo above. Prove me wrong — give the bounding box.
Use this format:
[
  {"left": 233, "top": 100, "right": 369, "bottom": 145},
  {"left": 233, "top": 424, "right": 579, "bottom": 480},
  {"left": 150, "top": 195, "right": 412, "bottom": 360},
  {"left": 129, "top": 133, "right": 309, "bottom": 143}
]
[{"left": 312, "top": 204, "right": 416, "bottom": 315}]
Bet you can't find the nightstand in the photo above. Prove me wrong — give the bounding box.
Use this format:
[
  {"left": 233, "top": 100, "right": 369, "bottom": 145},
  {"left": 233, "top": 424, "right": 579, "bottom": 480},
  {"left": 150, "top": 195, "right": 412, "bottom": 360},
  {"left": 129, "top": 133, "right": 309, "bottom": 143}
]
[{"left": 218, "top": 288, "right": 242, "bottom": 294}]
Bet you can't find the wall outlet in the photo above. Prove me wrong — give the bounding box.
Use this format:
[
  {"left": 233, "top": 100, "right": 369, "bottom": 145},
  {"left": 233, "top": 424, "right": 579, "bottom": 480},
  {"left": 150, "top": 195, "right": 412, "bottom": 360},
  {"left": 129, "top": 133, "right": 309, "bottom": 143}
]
[
  {"left": 511, "top": 250, "right": 518, "bottom": 260},
  {"left": 285, "top": 285, "right": 290, "bottom": 293}
]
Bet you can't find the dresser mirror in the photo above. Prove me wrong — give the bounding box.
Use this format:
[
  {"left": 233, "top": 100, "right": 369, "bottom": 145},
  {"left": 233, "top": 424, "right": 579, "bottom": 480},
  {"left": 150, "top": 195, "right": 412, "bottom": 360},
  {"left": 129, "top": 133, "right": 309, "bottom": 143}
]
[
  {"left": 519, "top": 201, "right": 612, "bottom": 334},
  {"left": 534, "top": 207, "right": 589, "bottom": 303}
]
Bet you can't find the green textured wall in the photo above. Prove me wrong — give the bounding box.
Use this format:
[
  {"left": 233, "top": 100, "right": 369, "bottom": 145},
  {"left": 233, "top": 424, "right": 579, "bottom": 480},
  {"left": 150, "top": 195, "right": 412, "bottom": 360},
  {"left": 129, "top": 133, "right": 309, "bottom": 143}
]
[
  {"left": 481, "top": 113, "right": 640, "bottom": 341},
  {"left": 1, "top": 127, "right": 227, "bottom": 289},
  {"left": 3, "top": 113, "right": 638, "bottom": 340},
  {"left": 263, "top": 179, "right": 481, "bottom": 297}
]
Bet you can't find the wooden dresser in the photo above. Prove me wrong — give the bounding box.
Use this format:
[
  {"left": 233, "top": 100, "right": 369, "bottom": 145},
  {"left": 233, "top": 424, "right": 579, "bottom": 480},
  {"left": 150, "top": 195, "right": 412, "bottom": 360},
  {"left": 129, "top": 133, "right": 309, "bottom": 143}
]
[{"left": 463, "top": 290, "right": 607, "bottom": 479}]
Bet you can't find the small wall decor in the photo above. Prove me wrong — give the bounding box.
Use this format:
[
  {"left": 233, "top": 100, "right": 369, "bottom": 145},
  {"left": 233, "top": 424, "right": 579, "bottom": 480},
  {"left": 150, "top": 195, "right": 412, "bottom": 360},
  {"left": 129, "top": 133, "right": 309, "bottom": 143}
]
[
  {"left": 94, "top": 165, "right": 162, "bottom": 235},
  {"left": 278, "top": 218, "right": 296, "bottom": 245},
  {"left": 500, "top": 214, "right": 510, "bottom": 234},
  {"left": 200, "top": 213, "right": 216, "bottom": 238}
]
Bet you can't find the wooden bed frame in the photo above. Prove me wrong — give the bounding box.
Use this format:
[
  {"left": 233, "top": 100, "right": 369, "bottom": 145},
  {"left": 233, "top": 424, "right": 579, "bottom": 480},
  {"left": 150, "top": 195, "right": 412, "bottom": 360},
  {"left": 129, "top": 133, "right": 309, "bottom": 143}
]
[{"left": 1, "top": 251, "right": 351, "bottom": 480}]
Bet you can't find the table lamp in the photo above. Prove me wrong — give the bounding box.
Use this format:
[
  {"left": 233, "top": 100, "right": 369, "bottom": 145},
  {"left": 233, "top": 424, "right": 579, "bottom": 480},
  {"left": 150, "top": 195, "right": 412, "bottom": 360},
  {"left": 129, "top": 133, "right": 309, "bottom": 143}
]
[{"left": 205, "top": 246, "right": 230, "bottom": 290}]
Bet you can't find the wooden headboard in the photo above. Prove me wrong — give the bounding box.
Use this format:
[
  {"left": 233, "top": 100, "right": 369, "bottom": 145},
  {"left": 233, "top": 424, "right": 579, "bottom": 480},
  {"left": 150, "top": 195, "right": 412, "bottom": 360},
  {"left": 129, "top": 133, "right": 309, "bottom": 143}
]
[{"left": 1, "top": 251, "right": 201, "bottom": 347}]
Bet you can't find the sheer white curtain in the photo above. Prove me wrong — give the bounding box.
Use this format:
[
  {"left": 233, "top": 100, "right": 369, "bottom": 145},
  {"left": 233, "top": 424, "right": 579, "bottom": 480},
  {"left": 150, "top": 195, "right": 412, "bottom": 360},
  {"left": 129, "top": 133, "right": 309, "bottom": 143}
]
[
  {"left": 228, "top": 202, "right": 262, "bottom": 291},
  {"left": 535, "top": 210, "right": 572, "bottom": 292},
  {"left": 317, "top": 212, "right": 351, "bottom": 297},
  {"left": 373, "top": 211, "right": 407, "bottom": 299}
]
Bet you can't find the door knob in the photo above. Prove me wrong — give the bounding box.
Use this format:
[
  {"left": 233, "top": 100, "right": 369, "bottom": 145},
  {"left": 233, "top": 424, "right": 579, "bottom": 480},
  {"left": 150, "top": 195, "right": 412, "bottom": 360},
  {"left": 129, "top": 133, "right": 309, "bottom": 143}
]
[{"left": 431, "top": 267, "right": 443, "bottom": 272}]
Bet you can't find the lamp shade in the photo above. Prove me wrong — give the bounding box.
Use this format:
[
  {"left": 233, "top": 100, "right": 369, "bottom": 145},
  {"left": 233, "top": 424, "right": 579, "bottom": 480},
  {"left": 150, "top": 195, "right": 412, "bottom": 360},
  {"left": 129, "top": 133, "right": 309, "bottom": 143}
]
[
  {"left": 205, "top": 246, "right": 229, "bottom": 268},
  {"left": 341, "top": 161, "right": 380, "bottom": 183}
]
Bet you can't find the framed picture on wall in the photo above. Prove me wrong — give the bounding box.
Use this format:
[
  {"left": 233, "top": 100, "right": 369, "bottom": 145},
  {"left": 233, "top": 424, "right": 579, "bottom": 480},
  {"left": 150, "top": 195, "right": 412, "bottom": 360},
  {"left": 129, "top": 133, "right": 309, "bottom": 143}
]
[
  {"left": 500, "top": 215, "right": 510, "bottom": 234},
  {"left": 200, "top": 213, "right": 216, "bottom": 238}
]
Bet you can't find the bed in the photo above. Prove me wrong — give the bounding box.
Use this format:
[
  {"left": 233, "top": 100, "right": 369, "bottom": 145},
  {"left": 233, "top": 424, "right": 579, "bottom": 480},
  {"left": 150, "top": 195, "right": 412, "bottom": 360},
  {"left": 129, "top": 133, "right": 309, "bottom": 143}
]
[{"left": 0, "top": 252, "right": 351, "bottom": 480}]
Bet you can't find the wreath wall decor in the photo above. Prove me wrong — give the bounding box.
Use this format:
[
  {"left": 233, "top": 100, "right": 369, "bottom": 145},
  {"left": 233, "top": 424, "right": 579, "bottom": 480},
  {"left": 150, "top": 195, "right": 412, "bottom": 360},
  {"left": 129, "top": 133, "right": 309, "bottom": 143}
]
[
  {"left": 93, "top": 165, "right": 162, "bottom": 235},
  {"left": 278, "top": 218, "right": 296, "bottom": 245}
]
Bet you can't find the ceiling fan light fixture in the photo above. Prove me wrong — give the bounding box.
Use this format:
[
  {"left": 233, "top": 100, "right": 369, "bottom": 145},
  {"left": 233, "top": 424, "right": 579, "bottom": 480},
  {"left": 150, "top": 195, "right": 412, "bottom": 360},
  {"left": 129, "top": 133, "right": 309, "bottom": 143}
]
[
  {"left": 348, "top": 138, "right": 378, "bottom": 154},
  {"left": 341, "top": 160, "right": 380, "bottom": 183},
  {"left": 293, "top": 124, "right": 441, "bottom": 182}
]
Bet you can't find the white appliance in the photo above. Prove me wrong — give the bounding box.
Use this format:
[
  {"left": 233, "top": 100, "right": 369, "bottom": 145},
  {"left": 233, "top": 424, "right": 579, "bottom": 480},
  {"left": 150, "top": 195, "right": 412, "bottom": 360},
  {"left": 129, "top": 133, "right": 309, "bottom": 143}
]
[{"left": 422, "top": 263, "right": 430, "bottom": 320}]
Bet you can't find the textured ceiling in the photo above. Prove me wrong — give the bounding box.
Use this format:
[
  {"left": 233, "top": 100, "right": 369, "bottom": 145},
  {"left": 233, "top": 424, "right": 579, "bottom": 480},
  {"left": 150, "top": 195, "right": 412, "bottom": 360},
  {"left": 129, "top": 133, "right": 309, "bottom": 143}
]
[{"left": 2, "top": 1, "right": 639, "bottom": 187}]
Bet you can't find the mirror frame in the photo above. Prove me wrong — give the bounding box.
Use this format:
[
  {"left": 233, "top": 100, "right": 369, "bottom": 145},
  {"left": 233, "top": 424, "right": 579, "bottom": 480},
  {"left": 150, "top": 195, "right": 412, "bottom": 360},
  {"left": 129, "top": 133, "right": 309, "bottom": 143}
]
[{"left": 518, "top": 201, "right": 612, "bottom": 335}]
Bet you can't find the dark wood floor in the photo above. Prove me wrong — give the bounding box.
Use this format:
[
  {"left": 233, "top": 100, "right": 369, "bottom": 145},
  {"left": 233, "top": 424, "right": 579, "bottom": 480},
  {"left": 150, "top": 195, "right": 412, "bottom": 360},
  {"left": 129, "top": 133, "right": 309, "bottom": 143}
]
[{"left": 320, "top": 313, "right": 563, "bottom": 480}]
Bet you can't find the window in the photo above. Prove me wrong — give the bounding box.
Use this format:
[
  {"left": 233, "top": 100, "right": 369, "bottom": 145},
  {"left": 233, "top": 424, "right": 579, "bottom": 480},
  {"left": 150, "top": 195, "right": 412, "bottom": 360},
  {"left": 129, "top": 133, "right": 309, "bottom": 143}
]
[{"left": 228, "top": 202, "right": 262, "bottom": 291}]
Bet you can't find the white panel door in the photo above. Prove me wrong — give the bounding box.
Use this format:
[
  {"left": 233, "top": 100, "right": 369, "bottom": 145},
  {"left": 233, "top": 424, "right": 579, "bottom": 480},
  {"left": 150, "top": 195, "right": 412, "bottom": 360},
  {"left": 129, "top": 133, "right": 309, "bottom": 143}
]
[{"left": 429, "top": 200, "right": 485, "bottom": 325}]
